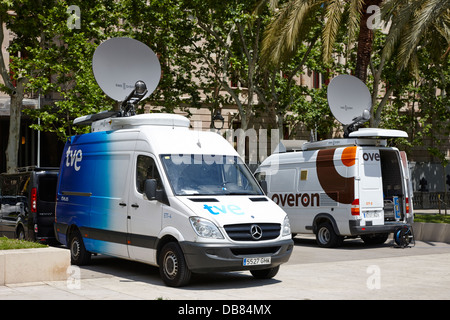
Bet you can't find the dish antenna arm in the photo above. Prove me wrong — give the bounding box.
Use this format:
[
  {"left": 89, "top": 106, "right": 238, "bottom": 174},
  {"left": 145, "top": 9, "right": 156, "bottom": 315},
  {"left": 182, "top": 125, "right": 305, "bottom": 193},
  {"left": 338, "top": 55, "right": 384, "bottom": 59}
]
[
  {"left": 120, "top": 80, "right": 148, "bottom": 117},
  {"left": 344, "top": 109, "right": 370, "bottom": 138}
]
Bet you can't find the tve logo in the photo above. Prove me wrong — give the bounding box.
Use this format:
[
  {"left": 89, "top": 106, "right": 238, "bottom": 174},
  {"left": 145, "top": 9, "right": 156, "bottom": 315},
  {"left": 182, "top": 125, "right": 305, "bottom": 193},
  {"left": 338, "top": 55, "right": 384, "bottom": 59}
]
[
  {"left": 203, "top": 204, "right": 244, "bottom": 215},
  {"left": 65, "top": 146, "right": 83, "bottom": 171}
]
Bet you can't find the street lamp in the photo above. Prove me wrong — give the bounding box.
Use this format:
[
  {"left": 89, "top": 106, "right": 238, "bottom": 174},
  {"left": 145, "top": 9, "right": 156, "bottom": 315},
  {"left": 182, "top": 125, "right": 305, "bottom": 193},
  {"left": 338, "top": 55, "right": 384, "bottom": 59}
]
[{"left": 212, "top": 110, "right": 224, "bottom": 131}]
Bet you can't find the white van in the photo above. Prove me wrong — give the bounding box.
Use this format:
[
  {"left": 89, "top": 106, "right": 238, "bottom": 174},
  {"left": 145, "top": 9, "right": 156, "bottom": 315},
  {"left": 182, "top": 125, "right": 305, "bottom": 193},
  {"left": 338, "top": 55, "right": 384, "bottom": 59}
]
[
  {"left": 255, "top": 128, "right": 414, "bottom": 247},
  {"left": 55, "top": 113, "right": 293, "bottom": 286}
]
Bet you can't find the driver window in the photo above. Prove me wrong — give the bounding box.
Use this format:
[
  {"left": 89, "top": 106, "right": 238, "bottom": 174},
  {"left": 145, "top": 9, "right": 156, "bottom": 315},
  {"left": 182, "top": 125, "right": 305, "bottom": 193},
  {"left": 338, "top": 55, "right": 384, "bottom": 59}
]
[{"left": 136, "top": 155, "right": 162, "bottom": 194}]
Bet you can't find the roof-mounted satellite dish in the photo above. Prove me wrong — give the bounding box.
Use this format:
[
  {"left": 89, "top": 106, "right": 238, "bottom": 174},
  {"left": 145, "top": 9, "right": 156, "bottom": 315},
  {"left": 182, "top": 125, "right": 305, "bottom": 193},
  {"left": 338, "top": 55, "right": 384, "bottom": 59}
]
[
  {"left": 327, "top": 74, "right": 372, "bottom": 137},
  {"left": 75, "top": 37, "right": 161, "bottom": 125},
  {"left": 92, "top": 37, "right": 161, "bottom": 105}
]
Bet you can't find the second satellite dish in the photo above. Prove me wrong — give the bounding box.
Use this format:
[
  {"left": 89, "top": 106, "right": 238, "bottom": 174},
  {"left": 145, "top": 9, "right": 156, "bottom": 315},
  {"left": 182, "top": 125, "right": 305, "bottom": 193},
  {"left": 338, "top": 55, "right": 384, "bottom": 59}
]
[
  {"left": 92, "top": 37, "right": 161, "bottom": 102},
  {"left": 327, "top": 74, "right": 371, "bottom": 125}
]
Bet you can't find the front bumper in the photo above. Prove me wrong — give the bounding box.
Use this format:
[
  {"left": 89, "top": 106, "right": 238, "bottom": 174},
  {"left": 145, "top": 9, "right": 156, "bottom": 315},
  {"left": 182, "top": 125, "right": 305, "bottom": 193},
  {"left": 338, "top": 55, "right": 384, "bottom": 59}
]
[{"left": 179, "top": 239, "right": 294, "bottom": 273}]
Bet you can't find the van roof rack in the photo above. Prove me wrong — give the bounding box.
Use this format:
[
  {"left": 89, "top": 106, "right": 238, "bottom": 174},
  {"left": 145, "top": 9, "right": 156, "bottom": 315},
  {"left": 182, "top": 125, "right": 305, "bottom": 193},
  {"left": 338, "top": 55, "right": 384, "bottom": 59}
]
[
  {"left": 300, "top": 128, "right": 407, "bottom": 151},
  {"left": 301, "top": 138, "right": 387, "bottom": 151},
  {"left": 274, "top": 140, "right": 307, "bottom": 153}
]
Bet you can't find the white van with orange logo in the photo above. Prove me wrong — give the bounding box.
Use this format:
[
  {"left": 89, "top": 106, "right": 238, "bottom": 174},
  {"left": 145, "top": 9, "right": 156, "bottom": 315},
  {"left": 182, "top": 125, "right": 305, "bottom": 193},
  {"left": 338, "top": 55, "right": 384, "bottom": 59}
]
[{"left": 255, "top": 128, "right": 414, "bottom": 247}]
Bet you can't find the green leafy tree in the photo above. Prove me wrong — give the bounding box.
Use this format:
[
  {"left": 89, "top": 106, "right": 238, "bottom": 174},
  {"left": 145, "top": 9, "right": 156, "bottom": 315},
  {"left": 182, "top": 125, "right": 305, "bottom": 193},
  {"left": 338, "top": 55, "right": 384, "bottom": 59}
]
[
  {"left": 0, "top": 0, "right": 120, "bottom": 171},
  {"left": 0, "top": 0, "right": 53, "bottom": 172},
  {"left": 116, "top": 0, "right": 203, "bottom": 114},
  {"left": 23, "top": 1, "right": 120, "bottom": 141}
]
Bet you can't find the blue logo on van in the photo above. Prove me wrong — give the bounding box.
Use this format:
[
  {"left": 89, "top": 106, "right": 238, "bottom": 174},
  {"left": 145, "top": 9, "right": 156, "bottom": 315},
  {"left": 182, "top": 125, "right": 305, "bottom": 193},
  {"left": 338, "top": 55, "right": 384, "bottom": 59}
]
[{"left": 203, "top": 204, "right": 244, "bottom": 215}]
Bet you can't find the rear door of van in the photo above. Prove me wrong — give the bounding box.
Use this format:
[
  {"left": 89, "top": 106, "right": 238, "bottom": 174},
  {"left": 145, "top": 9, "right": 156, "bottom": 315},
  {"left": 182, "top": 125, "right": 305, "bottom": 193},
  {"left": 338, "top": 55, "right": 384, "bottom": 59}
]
[
  {"left": 35, "top": 171, "right": 58, "bottom": 240},
  {"left": 0, "top": 175, "right": 20, "bottom": 237},
  {"left": 358, "top": 148, "right": 384, "bottom": 225}
]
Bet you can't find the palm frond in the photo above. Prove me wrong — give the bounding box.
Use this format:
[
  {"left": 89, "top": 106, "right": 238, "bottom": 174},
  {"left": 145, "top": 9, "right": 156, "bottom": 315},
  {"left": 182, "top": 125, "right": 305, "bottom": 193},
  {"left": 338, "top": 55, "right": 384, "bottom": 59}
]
[
  {"left": 347, "top": 0, "right": 364, "bottom": 47},
  {"left": 381, "top": 1, "right": 418, "bottom": 63},
  {"left": 322, "top": 0, "right": 344, "bottom": 62},
  {"left": 398, "top": 0, "right": 450, "bottom": 70},
  {"left": 261, "top": 0, "right": 320, "bottom": 67}
]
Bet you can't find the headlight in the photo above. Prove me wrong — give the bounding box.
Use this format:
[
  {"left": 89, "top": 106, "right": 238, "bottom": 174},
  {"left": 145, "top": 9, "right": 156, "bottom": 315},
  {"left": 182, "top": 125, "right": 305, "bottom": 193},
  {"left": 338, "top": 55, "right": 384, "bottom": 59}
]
[
  {"left": 282, "top": 215, "right": 291, "bottom": 236},
  {"left": 189, "top": 217, "right": 224, "bottom": 239}
]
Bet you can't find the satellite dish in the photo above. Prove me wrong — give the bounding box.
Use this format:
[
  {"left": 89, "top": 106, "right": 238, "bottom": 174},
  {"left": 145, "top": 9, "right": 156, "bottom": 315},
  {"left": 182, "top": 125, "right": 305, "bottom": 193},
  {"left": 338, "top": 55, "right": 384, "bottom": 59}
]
[
  {"left": 92, "top": 37, "right": 161, "bottom": 102},
  {"left": 327, "top": 74, "right": 372, "bottom": 125}
]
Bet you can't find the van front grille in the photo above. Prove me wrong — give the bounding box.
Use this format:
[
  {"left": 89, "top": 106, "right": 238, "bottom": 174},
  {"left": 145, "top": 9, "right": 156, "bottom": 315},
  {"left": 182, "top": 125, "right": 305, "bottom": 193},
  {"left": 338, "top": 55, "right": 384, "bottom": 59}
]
[{"left": 224, "top": 223, "right": 281, "bottom": 241}]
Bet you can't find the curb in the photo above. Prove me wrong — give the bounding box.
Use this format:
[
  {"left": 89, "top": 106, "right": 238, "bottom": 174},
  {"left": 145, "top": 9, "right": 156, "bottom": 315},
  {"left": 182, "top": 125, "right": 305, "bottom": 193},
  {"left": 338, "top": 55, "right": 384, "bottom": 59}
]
[
  {"left": 412, "top": 222, "right": 450, "bottom": 243},
  {"left": 0, "top": 246, "right": 70, "bottom": 285}
]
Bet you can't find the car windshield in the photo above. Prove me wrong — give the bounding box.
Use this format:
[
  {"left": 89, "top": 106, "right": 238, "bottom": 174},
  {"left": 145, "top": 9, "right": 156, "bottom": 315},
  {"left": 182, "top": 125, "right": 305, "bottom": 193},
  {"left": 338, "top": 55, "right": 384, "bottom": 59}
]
[{"left": 160, "top": 154, "right": 263, "bottom": 196}]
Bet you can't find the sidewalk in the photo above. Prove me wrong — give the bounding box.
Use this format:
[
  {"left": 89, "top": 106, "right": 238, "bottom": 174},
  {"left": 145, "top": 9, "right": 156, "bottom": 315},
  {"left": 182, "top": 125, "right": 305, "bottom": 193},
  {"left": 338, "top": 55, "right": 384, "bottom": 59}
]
[{"left": 1, "top": 239, "right": 450, "bottom": 300}]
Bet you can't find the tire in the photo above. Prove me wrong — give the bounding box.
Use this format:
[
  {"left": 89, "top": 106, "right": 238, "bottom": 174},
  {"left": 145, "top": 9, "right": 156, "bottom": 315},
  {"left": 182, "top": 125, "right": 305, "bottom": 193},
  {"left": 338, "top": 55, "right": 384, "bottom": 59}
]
[
  {"left": 316, "top": 222, "right": 343, "bottom": 248},
  {"left": 250, "top": 265, "right": 280, "bottom": 279},
  {"left": 158, "top": 242, "right": 192, "bottom": 287},
  {"left": 16, "top": 226, "right": 25, "bottom": 240},
  {"left": 361, "top": 233, "right": 389, "bottom": 245},
  {"left": 69, "top": 229, "right": 91, "bottom": 266}
]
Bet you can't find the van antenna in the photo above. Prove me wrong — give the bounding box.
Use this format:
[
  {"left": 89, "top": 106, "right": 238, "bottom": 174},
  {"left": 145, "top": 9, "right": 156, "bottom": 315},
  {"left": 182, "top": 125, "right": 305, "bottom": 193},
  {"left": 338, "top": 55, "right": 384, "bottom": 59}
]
[{"left": 197, "top": 131, "right": 202, "bottom": 148}]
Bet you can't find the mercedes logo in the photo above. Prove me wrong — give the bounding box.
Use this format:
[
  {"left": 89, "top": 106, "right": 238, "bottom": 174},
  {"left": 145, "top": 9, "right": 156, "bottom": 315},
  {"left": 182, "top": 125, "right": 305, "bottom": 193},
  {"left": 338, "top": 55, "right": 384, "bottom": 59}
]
[{"left": 250, "top": 224, "right": 263, "bottom": 240}]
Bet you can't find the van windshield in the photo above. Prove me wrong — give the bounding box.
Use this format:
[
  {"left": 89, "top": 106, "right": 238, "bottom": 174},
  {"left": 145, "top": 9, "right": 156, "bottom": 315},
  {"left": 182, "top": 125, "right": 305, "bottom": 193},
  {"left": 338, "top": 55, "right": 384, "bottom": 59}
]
[{"left": 160, "top": 154, "right": 263, "bottom": 196}]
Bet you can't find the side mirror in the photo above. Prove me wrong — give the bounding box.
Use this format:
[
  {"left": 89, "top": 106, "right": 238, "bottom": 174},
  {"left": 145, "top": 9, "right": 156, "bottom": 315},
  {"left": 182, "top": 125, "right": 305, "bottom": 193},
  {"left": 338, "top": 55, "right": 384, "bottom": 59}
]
[
  {"left": 144, "top": 179, "right": 170, "bottom": 206},
  {"left": 144, "top": 179, "right": 157, "bottom": 200}
]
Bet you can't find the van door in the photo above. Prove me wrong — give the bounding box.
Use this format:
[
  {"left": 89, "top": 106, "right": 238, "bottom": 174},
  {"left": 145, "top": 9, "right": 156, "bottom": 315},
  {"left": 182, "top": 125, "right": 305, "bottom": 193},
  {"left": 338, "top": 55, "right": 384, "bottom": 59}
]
[
  {"left": 0, "top": 175, "right": 19, "bottom": 237},
  {"left": 35, "top": 172, "right": 58, "bottom": 240},
  {"left": 359, "top": 149, "right": 384, "bottom": 224},
  {"left": 127, "top": 153, "right": 163, "bottom": 264},
  {"left": 88, "top": 152, "right": 131, "bottom": 258},
  {"left": 379, "top": 149, "right": 407, "bottom": 220}
]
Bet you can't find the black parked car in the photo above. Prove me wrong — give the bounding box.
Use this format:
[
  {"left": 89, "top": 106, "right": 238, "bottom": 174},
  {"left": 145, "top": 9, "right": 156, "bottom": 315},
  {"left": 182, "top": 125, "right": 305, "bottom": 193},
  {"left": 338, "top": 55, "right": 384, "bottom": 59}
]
[{"left": 0, "top": 167, "right": 58, "bottom": 243}]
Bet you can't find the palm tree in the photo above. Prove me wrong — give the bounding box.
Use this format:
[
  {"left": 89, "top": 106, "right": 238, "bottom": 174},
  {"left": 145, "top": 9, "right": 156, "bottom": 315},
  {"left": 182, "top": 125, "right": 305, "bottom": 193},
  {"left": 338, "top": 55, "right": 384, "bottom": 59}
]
[
  {"left": 381, "top": 0, "right": 450, "bottom": 74},
  {"left": 261, "top": 0, "right": 382, "bottom": 82}
]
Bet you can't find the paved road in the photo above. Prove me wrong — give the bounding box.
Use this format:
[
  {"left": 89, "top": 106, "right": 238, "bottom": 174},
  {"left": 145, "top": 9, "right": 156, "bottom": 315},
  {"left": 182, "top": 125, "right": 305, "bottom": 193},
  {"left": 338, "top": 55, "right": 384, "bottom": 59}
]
[{"left": 1, "top": 236, "right": 450, "bottom": 300}]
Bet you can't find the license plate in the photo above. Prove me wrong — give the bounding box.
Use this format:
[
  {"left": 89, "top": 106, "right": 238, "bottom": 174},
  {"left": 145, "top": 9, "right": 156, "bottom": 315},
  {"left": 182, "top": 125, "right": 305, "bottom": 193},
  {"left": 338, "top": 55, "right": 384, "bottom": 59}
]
[
  {"left": 243, "top": 257, "right": 271, "bottom": 266},
  {"left": 364, "top": 211, "right": 380, "bottom": 218}
]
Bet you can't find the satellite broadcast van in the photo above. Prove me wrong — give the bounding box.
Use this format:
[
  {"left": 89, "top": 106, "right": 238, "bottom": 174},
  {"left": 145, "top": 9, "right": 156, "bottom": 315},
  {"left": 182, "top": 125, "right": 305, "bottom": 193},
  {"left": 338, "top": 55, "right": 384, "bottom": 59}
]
[
  {"left": 54, "top": 37, "right": 293, "bottom": 287},
  {"left": 255, "top": 75, "right": 414, "bottom": 248}
]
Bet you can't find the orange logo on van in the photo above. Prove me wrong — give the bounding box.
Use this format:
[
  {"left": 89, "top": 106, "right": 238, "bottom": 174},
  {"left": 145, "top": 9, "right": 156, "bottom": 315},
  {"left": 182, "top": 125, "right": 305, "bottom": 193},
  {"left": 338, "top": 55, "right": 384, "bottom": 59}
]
[
  {"left": 316, "top": 147, "right": 356, "bottom": 205},
  {"left": 341, "top": 146, "right": 357, "bottom": 167}
]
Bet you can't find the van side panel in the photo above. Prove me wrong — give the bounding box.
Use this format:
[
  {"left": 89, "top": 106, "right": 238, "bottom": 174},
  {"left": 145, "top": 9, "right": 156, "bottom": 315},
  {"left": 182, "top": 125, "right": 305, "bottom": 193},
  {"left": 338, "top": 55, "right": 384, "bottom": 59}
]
[
  {"left": 56, "top": 131, "right": 137, "bottom": 257},
  {"left": 316, "top": 148, "right": 355, "bottom": 205},
  {"left": 316, "top": 147, "right": 357, "bottom": 235},
  {"left": 264, "top": 147, "right": 358, "bottom": 235}
]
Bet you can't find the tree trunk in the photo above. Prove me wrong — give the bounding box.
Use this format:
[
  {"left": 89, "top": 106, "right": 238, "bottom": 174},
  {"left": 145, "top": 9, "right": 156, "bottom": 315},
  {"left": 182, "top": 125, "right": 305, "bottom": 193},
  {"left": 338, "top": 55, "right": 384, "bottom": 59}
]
[
  {"left": 355, "top": 0, "right": 382, "bottom": 82},
  {"left": 5, "top": 80, "right": 26, "bottom": 173}
]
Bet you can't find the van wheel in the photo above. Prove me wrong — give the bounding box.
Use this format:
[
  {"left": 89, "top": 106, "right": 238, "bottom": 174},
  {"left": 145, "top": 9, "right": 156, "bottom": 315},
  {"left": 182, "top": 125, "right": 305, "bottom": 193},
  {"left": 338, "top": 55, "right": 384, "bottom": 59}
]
[
  {"left": 250, "top": 265, "right": 280, "bottom": 279},
  {"left": 69, "top": 230, "right": 91, "bottom": 265},
  {"left": 316, "top": 222, "right": 342, "bottom": 248},
  {"left": 159, "top": 242, "right": 191, "bottom": 287}
]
